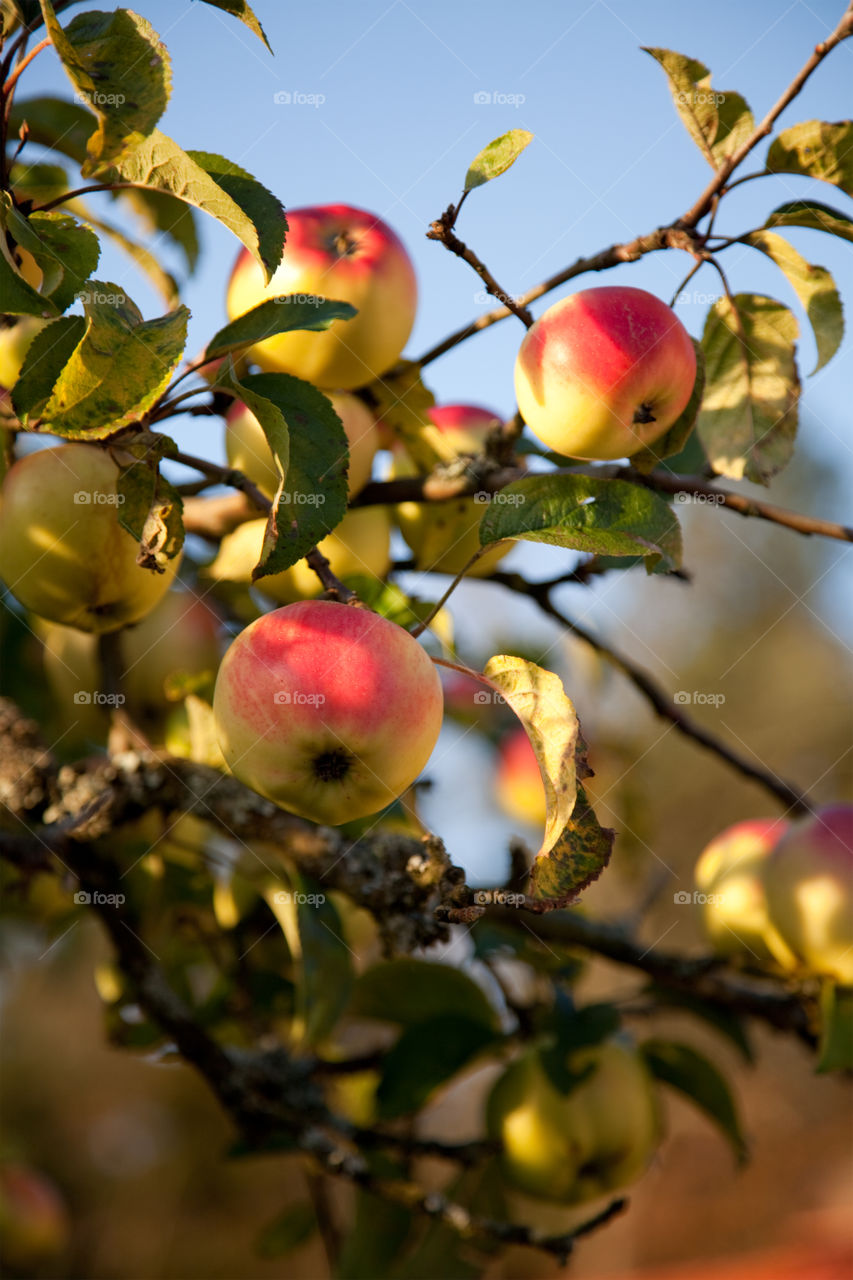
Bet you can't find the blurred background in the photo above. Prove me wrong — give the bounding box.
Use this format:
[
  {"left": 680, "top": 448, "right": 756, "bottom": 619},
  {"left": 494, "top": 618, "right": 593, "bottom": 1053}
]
[{"left": 2, "top": 0, "right": 852, "bottom": 1276}]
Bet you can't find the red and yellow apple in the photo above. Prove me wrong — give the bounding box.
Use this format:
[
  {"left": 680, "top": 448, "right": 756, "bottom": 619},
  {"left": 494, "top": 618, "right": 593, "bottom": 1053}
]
[
  {"left": 225, "top": 393, "right": 380, "bottom": 499},
  {"left": 0, "top": 444, "right": 179, "bottom": 632},
  {"left": 394, "top": 403, "right": 510, "bottom": 576},
  {"left": 694, "top": 818, "right": 795, "bottom": 966},
  {"left": 487, "top": 1039, "right": 660, "bottom": 1204},
  {"left": 763, "top": 804, "right": 853, "bottom": 983},
  {"left": 496, "top": 726, "right": 547, "bottom": 828},
  {"left": 212, "top": 600, "right": 443, "bottom": 824},
  {"left": 514, "top": 287, "right": 697, "bottom": 460},
  {"left": 206, "top": 507, "right": 391, "bottom": 604},
  {"left": 0, "top": 1164, "right": 70, "bottom": 1272},
  {"left": 226, "top": 204, "right": 417, "bottom": 389},
  {"left": 40, "top": 589, "right": 221, "bottom": 730}
]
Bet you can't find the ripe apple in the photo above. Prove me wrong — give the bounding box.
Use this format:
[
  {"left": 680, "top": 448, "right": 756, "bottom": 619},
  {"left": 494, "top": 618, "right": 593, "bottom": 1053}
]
[
  {"left": 0, "top": 1164, "right": 70, "bottom": 1272},
  {"left": 0, "top": 316, "right": 47, "bottom": 390},
  {"left": 207, "top": 507, "right": 391, "bottom": 604},
  {"left": 40, "top": 589, "right": 221, "bottom": 731},
  {"left": 212, "top": 600, "right": 444, "bottom": 824},
  {"left": 487, "top": 1039, "right": 660, "bottom": 1204},
  {"left": 763, "top": 804, "right": 853, "bottom": 983},
  {"left": 225, "top": 393, "right": 380, "bottom": 499},
  {"left": 0, "top": 443, "right": 179, "bottom": 632},
  {"left": 394, "top": 404, "right": 511, "bottom": 577},
  {"left": 495, "top": 726, "right": 546, "bottom": 828},
  {"left": 514, "top": 287, "right": 697, "bottom": 460},
  {"left": 694, "top": 818, "right": 796, "bottom": 966},
  {"left": 226, "top": 204, "right": 417, "bottom": 389}
]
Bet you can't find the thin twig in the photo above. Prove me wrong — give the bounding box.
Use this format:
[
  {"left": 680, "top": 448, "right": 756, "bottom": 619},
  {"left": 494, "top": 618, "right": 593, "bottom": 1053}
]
[{"left": 2, "top": 35, "right": 50, "bottom": 97}]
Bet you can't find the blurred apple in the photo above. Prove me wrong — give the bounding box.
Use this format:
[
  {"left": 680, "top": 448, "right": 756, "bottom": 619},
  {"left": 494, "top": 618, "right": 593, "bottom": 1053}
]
[
  {"left": 0, "top": 316, "right": 48, "bottom": 391},
  {"left": 694, "top": 817, "right": 795, "bottom": 966},
  {"left": 0, "top": 1164, "right": 70, "bottom": 1272},
  {"left": 496, "top": 726, "right": 546, "bottom": 827}
]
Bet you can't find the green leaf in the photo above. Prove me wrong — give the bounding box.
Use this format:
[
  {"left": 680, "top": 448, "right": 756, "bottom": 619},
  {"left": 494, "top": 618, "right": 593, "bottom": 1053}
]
[
  {"left": 108, "top": 131, "right": 286, "bottom": 281},
  {"left": 217, "top": 369, "right": 349, "bottom": 580},
  {"left": 632, "top": 340, "right": 705, "bottom": 472},
  {"left": 348, "top": 577, "right": 454, "bottom": 648},
  {"left": 479, "top": 473, "right": 683, "bottom": 573},
  {"left": 816, "top": 979, "right": 853, "bottom": 1073},
  {"left": 255, "top": 1203, "right": 316, "bottom": 1259},
  {"left": 5, "top": 202, "right": 100, "bottom": 313},
  {"left": 766, "top": 120, "right": 853, "bottom": 195},
  {"left": 194, "top": 0, "right": 272, "bottom": 52},
  {"left": 540, "top": 1000, "right": 620, "bottom": 1092},
  {"left": 338, "top": 1155, "right": 411, "bottom": 1280},
  {"left": 264, "top": 872, "right": 353, "bottom": 1049},
  {"left": 8, "top": 161, "right": 68, "bottom": 204},
  {"left": 643, "top": 49, "right": 753, "bottom": 168},
  {"left": 376, "top": 1016, "right": 499, "bottom": 1119},
  {"left": 34, "top": 284, "right": 189, "bottom": 438},
  {"left": 204, "top": 296, "right": 357, "bottom": 361},
  {"left": 464, "top": 129, "right": 533, "bottom": 192},
  {"left": 116, "top": 459, "right": 184, "bottom": 570},
  {"left": 350, "top": 958, "right": 499, "bottom": 1030},
  {"left": 641, "top": 1038, "right": 747, "bottom": 1163},
  {"left": 11, "top": 315, "right": 86, "bottom": 417},
  {"left": 697, "top": 293, "right": 799, "bottom": 484},
  {"left": 39, "top": 1, "right": 171, "bottom": 174},
  {"left": 0, "top": 247, "right": 54, "bottom": 317},
  {"left": 643, "top": 986, "right": 753, "bottom": 1062},
  {"left": 764, "top": 199, "right": 853, "bottom": 244},
  {"left": 9, "top": 94, "right": 94, "bottom": 165},
  {"left": 744, "top": 230, "right": 843, "bottom": 374}
]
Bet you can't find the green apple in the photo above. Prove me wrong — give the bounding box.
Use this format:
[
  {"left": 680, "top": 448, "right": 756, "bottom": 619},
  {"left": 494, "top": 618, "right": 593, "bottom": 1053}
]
[
  {"left": 0, "top": 316, "right": 47, "bottom": 391},
  {"left": 487, "top": 1040, "right": 660, "bottom": 1204},
  {"left": 393, "top": 403, "right": 510, "bottom": 577},
  {"left": 0, "top": 444, "right": 179, "bottom": 632}
]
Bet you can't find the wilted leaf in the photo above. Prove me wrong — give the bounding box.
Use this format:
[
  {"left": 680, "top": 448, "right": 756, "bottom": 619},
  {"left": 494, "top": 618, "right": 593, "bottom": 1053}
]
[
  {"left": 643, "top": 48, "right": 753, "bottom": 167},
  {"left": 464, "top": 129, "right": 533, "bottom": 191},
  {"left": 204, "top": 296, "right": 356, "bottom": 361},
  {"left": 744, "top": 230, "right": 843, "bottom": 374},
  {"left": 116, "top": 459, "right": 184, "bottom": 569},
  {"left": 528, "top": 782, "right": 614, "bottom": 904},
  {"left": 39, "top": 0, "right": 171, "bottom": 174},
  {"left": 763, "top": 199, "right": 853, "bottom": 244},
  {"left": 350, "top": 958, "right": 499, "bottom": 1030},
  {"left": 362, "top": 360, "right": 451, "bottom": 467},
  {"left": 642, "top": 1038, "right": 748, "bottom": 1163},
  {"left": 194, "top": 0, "right": 272, "bottom": 51},
  {"left": 479, "top": 473, "right": 683, "bottom": 573},
  {"left": 766, "top": 120, "right": 853, "bottom": 195},
  {"left": 697, "top": 293, "right": 799, "bottom": 483}
]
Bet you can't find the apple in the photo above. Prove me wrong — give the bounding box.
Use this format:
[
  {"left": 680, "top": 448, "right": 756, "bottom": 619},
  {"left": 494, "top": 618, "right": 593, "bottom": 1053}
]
[
  {"left": 226, "top": 204, "right": 417, "bottom": 389},
  {"left": 0, "top": 1164, "right": 70, "bottom": 1271},
  {"left": 225, "top": 393, "right": 380, "bottom": 500},
  {"left": 206, "top": 506, "right": 391, "bottom": 604},
  {"left": 0, "top": 316, "right": 47, "bottom": 391},
  {"left": 514, "top": 287, "right": 697, "bottom": 460},
  {"left": 0, "top": 443, "right": 179, "bottom": 632},
  {"left": 694, "top": 818, "right": 796, "bottom": 966},
  {"left": 40, "top": 589, "right": 221, "bottom": 731},
  {"left": 496, "top": 726, "right": 546, "bottom": 828},
  {"left": 763, "top": 804, "right": 853, "bottom": 983},
  {"left": 212, "top": 600, "right": 444, "bottom": 824},
  {"left": 487, "top": 1039, "right": 660, "bottom": 1204},
  {"left": 393, "top": 404, "right": 511, "bottom": 577}
]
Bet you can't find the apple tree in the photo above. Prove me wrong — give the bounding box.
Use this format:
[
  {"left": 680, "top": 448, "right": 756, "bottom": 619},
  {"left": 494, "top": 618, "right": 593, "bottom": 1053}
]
[{"left": 1, "top": 0, "right": 852, "bottom": 1274}]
